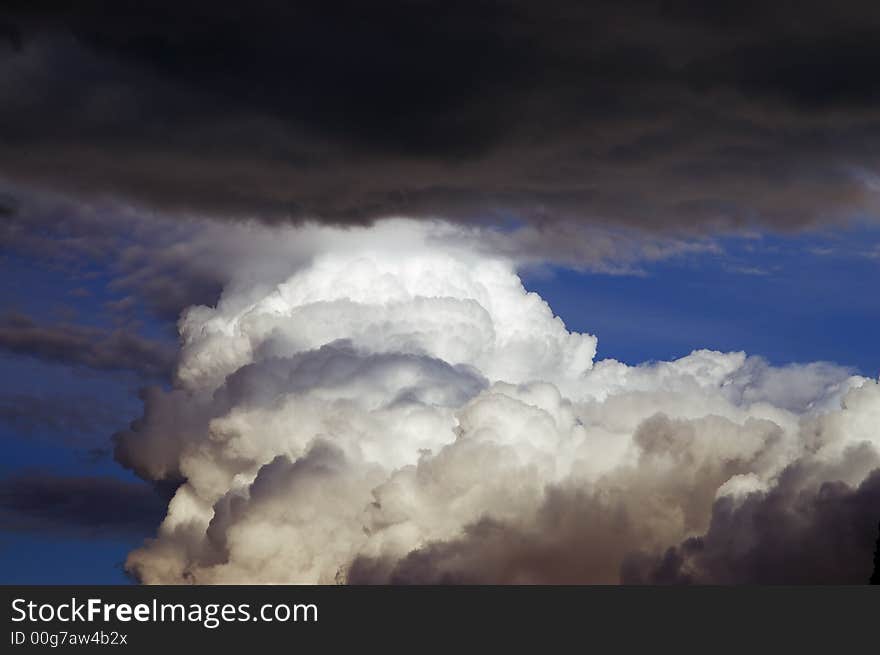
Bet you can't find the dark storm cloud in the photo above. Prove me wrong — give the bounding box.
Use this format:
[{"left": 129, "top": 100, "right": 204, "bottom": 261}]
[
  {"left": 0, "top": 473, "right": 165, "bottom": 538},
  {"left": 2, "top": 2, "right": 880, "bottom": 230},
  {"left": 0, "top": 312, "right": 174, "bottom": 379}
]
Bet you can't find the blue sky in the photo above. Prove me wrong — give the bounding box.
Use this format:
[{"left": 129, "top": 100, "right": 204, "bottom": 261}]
[
  {"left": 526, "top": 226, "right": 880, "bottom": 377},
  {"left": 1, "top": 252, "right": 171, "bottom": 583},
  {"left": 2, "top": 224, "right": 879, "bottom": 583}
]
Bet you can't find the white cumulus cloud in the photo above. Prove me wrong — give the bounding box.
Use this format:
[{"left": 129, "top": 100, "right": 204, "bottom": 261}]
[{"left": 115, "top": 219, "right": 879, "bottom": 584}]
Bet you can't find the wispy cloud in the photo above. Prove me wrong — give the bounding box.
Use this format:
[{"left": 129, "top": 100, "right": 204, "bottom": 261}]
[
  {"left": 0, "top": 473, "right": 165, "bottom": 538},
  {"left": 0, "top": 312, "right": 174, "bottom": 380}
]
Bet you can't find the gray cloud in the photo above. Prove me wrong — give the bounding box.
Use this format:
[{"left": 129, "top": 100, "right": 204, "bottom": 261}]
[
  {"left": 0, "top": 472, "right": 165, "bottom": 538},
  {"left": 2, "top": 2, "right": 880, "bottom": 233},
  {"left": 0, "top": 312, "right": 175, "bottom": 379}
]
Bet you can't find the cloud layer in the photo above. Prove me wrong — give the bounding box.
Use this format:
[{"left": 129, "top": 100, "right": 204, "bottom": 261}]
[
  {"left": 114, "top": 220, "right": 880, "bottom": 583},
  {"left": 3, "top": 2, "right": 880, "bottom": 232},
  {"left": 0, "top": 312, "right": 174, "bottom": 379},
  {"left": 0, "top": 473, "right": 165, "bottom": 538}
]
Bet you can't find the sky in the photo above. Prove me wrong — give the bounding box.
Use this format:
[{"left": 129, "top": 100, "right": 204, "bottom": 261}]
[
  {"left": 526, "top": 227, "right": 880, "bottom": 375},
  {"left": 1, "top": 2, "right": 880, "bottom": 584}
]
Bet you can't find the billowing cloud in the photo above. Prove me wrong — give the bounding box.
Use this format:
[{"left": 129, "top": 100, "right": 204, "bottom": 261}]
[
  {"left": 113, "top": 219, "right": 880, "bottom": 584},
  {"left": 3, "top": 3, "right": 880, "bottom": 234},
  {"left": 621, "top": 457, "right": 880, "bottom": 584}
]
